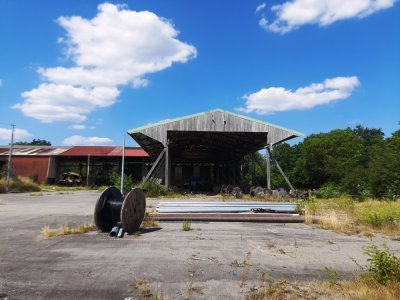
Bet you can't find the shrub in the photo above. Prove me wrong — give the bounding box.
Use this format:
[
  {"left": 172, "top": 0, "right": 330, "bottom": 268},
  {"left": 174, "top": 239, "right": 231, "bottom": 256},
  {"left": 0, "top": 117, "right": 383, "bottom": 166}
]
[
  {"left": 108, "top": 172, "right": 133, "bottom": 195},
  {"left": 315, "top": 183, "right": 343, "bottom": 199},
  {"left": 358, "top": 200, "right": 400, "bottom": 230},
  {"left": 142, "top": 180, "right": 168, "bottom": 197},
  {"left": 361, "top": 244, "right": 400, "bottom": 285}
]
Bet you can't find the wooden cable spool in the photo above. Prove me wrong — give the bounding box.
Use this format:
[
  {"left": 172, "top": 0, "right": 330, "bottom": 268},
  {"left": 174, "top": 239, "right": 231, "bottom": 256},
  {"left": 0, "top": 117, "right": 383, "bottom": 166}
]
[{"left": 94, "top": 186, "right": 146, "bottom": 234}]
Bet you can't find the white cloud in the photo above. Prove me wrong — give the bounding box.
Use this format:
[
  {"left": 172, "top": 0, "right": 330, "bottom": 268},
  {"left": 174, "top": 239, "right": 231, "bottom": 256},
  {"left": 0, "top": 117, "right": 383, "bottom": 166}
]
[
  {"left": 238, "top": 76, "right": 360, "bottom": 114},
  {"left": 256, "top": 3, "right": 266, "bottom": 13},
  {"left": 15, "top": 3, "right": 197, "bottom": 123},
  {"left": 62, "top": 135, "right": 112, "bottom": 146},
  {"left": 0, "top": 128, "right": 32, "bottom": 141},
  {"left": 15, "top": 84, "right": 119, "bottom": 123},
  {"left": 259, "top": 0, "right": 397, "bottom": 33},
  {"left": 68, "top": 124, "right": 96, "bottom": 130}
]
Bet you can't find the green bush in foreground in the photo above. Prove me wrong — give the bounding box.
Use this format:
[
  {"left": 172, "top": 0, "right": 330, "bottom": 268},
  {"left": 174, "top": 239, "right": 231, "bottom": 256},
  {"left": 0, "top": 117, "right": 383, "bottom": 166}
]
[{"left": 361, "top": 244, "right": 400, "bottom": 285}]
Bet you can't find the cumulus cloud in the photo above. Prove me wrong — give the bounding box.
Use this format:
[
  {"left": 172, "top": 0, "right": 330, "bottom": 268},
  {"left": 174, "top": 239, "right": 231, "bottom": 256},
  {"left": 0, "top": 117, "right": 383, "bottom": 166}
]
[
  {"left": 68, "top": 124, "right": 96, "bottom": 130},
  {"left": 259, "top": 0, "right": 397, "bottom": 33},
  {"left": 15, "top": 84, "right": 119, "bottom": 123},
  {"left": 0, "top": 128, "right": 32, "bottom": 141},
  {"left": 15, "top": 3, "right": 197, "bottom": 122},
  {"left": 63, "top": 135, "right": 112, "bottom": 146},
  {"left": 238, "top": 76, "right": 360, "bottom": 114}
]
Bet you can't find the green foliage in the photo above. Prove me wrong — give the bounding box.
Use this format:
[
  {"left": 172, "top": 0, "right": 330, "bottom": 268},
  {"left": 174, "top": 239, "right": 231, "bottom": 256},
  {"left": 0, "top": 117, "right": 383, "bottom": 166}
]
[
  {"left": 240, "top": 126, "right": 400, "bottom": 199},
  {"left": 141, "top": 180, "right": 168, "bottom": 197},
  {"left": 294, "top": 129, "right": 364, "bottom": 188},
  {"left": 182, "top": 220, "right": 191, "bottom": 231},
  {"left": 358, "top": 201, "right": 400, "bottom": 229},
  {"left": 325, "top": 266, "right": 341, "bottom": 285},
  {"left": 315, "top": 183, "right": 343, "bottom": 199},
  {"left": 361, "top": 244, "right": 400, "bottom": 284},
  {"left": 14, "top": 139, "right": 51, "bottom": 146},
  {"left": 243, "top": 152, "right": 266, "bottom": 186},
  {"left": 108, "top": 172, "right": 133, "bottom": 194}
]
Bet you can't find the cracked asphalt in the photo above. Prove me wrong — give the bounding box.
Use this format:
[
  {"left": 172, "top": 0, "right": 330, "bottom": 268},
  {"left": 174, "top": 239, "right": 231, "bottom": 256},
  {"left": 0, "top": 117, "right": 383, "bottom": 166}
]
[{"left": 0, "top": 191, "right": 399, "bottom": 299}]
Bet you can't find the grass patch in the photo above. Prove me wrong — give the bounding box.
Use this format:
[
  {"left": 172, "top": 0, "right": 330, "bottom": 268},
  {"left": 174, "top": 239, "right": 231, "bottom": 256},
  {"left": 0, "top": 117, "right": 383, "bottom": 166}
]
[
  {"left": 0, "top": 176, "right": 40, "bottom": 193},
  {"left": 41, "top": 223, "right": 97, "bottom": 239},
  {"left": 247, "top": 279, "right": 400, "bottom": 300},
  {"left": 142, "top": 213, "right": 158, "bottom": 228},
  {"left": 304, "top": 197, "right": 400, "bottom": 236},
  {"left": 30, "top": 192, "right": 43, "bottom": 196},
  {"left": 41, "top": 184, "right": 96, "bottom": 192},
  {"left": 182, "top": 220, "right": 191, "bottom": 231}
]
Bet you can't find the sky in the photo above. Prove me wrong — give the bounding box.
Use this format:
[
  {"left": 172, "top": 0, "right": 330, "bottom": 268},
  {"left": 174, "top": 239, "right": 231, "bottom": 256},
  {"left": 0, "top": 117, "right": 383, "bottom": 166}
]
[{"left": 0, "top": 0, "right": 399, "bottom": 147}]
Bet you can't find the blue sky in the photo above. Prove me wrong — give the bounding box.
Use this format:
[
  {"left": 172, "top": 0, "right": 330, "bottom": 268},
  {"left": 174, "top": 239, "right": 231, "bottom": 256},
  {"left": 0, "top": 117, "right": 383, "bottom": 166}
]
[{"left": 0, "top": 0, "right": 399, "bottom": 147}]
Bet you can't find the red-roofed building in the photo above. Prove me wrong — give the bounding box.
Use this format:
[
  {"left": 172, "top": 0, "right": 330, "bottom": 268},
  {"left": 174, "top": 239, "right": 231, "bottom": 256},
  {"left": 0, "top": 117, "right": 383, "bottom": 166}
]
[{"left": 0, "top": 145, "right": 150, "bottom": 184}]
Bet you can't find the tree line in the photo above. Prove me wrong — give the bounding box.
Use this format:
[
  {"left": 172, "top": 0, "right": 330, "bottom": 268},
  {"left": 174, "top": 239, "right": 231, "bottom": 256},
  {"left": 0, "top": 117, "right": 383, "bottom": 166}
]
[{"left": 244, "top": 125, "right": 400, "bottom": 199}]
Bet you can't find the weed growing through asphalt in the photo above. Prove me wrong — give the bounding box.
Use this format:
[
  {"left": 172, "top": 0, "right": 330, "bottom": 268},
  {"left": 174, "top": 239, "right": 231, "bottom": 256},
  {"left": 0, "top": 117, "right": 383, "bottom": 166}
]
[
  {"left": 30, "top": 192, "right": 43, "bottom": 196},
  {"left": 142, "top": 212, "right": 158, "bottom": 228},
  {"left": 130, "top": 278, "right": 168, "bottom": 300},
  {"left": 182, "top": 220, "right": 191, "bottom": 231},
  {"left": 325, "top": 266, "right": 341, "bottom": 285},
  {"left": 231, "top": 251, "right": 251, "bottom": 267},
  {"left": 134, "top": 231, "right": 141, "bottom": 237},
  {"left": 41, "top": 223, "right": 97, "bottom": 238}
]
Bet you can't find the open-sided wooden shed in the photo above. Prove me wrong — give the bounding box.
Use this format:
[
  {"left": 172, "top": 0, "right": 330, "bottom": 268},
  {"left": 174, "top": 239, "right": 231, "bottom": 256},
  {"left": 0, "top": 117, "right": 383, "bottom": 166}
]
[{"left": 128, "top": 109, "right": 302, "bottom": 189}]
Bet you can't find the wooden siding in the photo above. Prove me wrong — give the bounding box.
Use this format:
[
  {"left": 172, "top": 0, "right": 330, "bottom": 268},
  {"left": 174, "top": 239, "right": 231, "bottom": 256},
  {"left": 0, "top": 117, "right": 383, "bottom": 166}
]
[{"left": 129, "top": 109, "right": 301, "bottom": 146}]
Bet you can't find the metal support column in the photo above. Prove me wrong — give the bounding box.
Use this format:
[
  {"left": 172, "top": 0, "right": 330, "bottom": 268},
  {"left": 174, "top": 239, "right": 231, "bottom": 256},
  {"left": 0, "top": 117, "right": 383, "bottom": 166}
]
[
  {"left": 165, "top": 140, "right": 170, "bottom": 188},
  {"left": 265, "top": 146, "right": 271, "bottom": 190}
]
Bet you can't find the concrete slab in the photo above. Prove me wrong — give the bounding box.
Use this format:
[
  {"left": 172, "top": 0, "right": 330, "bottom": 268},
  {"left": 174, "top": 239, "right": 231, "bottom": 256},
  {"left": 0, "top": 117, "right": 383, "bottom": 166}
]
[{"left": 0, "top": 191, "right": 399, "bottom": 299}]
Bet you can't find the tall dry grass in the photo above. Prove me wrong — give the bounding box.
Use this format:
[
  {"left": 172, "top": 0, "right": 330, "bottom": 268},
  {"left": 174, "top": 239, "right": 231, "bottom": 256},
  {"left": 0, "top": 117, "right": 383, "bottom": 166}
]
[
  {"left": 0, "top": 176, "right": 41, "bottom": 193},
  {"left": 304, "top": 197, "right": 400, "bottom": 236},
  {"left": 41, "top": 223, "right": 97, "bottom": 239}
]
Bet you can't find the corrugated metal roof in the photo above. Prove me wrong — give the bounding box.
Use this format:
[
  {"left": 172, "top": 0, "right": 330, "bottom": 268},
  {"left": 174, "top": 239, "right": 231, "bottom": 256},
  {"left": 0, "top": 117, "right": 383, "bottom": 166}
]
[
  {"left": 59, "top": 146, "right": 148, "bottom": 157},
  {"left": 0, "top": 146, "right": 70, "bottom": 156},
  {"left": 0, "top": 146, "right": 149, "bottom": 157}
]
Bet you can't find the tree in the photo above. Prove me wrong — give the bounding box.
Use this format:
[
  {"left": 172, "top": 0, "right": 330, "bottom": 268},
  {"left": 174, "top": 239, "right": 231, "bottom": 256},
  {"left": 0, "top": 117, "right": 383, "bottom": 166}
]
[
  {"left": 14, "top": 139, "right": 51, "bottom": 146},
  {"left": 242, "top": 151, "right": 266, "bottom": 186},
  {"left": 293, "top": 129, "right": 363, "bottom": 188},
  {"left": 367, "top": 130, "right": 400, "bottom": 198},
  {"left": 270, "top": 142, "right": 301, "bottom": 189}
]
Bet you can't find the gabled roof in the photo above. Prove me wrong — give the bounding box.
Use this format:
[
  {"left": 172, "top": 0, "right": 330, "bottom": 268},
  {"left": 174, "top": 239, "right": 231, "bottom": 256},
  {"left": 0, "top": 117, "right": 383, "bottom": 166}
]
[
  {"left": 129, "top": 108, "right": 303, "bottom": 136},
  {"left": 128, "top": 109, "right": 303, "bottom": 160}
]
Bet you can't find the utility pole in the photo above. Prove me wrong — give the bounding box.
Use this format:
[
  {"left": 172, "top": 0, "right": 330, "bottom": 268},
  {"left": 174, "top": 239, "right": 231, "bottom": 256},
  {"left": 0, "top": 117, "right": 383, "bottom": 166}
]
[
  {"left": 120, "top": 134, "right": 126, "bottom": 194},
  {"left": 6, "top": 124, "right": 15, "bottom": 193}
]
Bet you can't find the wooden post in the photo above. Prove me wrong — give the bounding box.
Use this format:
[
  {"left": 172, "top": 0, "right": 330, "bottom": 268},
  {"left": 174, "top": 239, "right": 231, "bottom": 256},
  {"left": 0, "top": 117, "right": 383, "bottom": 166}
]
[
  {"left": 143, "top": 148, "right": 166, "bottom": 184},
  {"left": 165, "top": 140, "right": 170, "bottom": 188},
  {"left": 265, "top": 146, "right": 271, "bottom": 190},
  {"left": 86, "top": 155, "right": 90, "bottom": 186}
]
